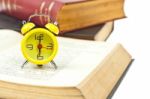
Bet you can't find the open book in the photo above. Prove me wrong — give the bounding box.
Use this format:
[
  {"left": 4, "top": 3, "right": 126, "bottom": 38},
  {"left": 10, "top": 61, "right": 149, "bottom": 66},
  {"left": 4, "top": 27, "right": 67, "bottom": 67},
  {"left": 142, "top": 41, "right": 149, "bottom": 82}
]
[{"left": 0, "top": 29, "right": 132, "bottom": 99}]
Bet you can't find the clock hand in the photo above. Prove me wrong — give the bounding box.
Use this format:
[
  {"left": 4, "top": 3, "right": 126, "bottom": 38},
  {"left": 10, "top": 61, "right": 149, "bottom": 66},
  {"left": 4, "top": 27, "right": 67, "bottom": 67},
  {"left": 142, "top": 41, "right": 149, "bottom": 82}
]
[
  {"left": 38, "top": 36, "right": 42, "bottom": 56},
  {"left": 42, "top": 46, "right": 52, "bottom": 50},
  {"left": 37, "top": 44, "right": 42, "bottom": 55},
  {"left": 38, "top": 47, "right": 41, "bottom": 55},
  {"left": 39, "top": 37, "right": 41, "bottom": 44}
]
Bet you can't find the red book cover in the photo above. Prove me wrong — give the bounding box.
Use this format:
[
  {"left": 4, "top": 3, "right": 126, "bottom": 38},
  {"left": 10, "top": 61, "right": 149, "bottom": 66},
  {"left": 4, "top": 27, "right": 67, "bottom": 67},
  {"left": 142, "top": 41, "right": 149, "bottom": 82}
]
[{"left": 0, "top": 0, "right": 85, "bottom": 26}]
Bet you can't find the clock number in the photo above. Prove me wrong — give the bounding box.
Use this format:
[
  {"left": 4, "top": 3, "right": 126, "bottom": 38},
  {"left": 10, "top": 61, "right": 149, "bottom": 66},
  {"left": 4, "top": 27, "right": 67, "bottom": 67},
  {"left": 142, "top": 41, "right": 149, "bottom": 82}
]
[
  {"left": 47, "top": 43, "right": 53, "bottom": 49},
  {"left": 35, "top": 34, "right": 44, "bottom": 40},
  {"left": 37, "top": 55, "right": 44, "bottom": 60},
  {"left": 26, "top": 44, "right": 33, "bottom": 50}
]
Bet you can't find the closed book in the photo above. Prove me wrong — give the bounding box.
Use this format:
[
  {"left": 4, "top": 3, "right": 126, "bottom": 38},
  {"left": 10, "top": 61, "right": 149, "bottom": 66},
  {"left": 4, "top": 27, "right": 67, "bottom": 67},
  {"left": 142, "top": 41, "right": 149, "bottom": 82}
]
[
  {"left": 61, "top": 22, "right": 114, "bottom": 41},
  {"left": 0, "top": 0, "right": 125, "bottom": 33},
  {"left": 0, "top": 13, "right": 114, "bottom": 41}
]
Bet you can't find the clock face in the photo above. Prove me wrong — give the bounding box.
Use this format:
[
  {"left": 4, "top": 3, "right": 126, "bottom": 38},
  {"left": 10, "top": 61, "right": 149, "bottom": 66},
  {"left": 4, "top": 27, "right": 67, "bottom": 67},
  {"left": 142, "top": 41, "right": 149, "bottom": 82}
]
[{"left": 21, "top": 28, "right": 58, "bottom": 65}]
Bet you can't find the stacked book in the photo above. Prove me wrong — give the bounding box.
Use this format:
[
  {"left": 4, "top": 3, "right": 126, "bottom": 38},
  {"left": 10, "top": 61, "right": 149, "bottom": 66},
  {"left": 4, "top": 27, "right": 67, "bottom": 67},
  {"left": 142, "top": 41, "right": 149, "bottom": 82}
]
[
  {"left": 0, "top": 0, "right": 125, "bottom": 41},
  {"left": 0, "top": 0, "right": 132, "bottom": 99}
]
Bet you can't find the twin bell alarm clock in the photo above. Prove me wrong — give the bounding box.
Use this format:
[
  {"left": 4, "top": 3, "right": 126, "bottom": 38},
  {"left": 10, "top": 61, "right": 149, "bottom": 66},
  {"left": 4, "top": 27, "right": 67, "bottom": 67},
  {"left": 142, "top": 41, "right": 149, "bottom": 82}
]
[{"left": 20, "top": 14, "right": 59, "bottom": 69}]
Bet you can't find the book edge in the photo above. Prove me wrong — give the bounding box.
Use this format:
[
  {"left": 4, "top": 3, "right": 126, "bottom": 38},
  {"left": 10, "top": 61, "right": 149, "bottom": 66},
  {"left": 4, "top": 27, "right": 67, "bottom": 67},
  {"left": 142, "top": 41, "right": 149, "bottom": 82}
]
[
  {"left": 76, "top": 44, "right": 132, "bottom": 99},
  {"left": 94, "top": 21, "right": 114, "bottom": 41},
  {"left": 59, "top": 22, "right": 112, "bottom": 41},
  {"left": 58, "top": 0, "right": 125, "bottom": 33}
]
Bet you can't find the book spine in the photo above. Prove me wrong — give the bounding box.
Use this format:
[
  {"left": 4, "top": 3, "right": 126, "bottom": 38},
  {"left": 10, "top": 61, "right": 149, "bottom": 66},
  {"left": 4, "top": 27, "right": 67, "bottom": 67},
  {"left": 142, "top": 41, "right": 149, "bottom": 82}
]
[{"left": 0, "top": 0, "right": 64, "bottom": 25}]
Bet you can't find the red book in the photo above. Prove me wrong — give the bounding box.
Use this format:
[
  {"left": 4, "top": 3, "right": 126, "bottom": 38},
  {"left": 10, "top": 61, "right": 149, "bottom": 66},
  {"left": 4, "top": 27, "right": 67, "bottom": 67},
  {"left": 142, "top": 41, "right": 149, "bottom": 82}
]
[
  {"left": 0, "top": 0, "right": 65, "bottom": 24},
  {"left": 0, "top": 0, "right": 125, "bottom": 33}
]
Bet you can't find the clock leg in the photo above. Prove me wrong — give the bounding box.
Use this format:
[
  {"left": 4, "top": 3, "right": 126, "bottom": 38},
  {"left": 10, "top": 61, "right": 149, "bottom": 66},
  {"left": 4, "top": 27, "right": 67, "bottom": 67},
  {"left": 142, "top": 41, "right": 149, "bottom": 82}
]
[
  {"left": 50, "top": 60, "right": 57, "bottom": 69},
  {"left": 37, "top": 64, "right": 43, "bottom": 68},
  {"left": 21, "top": 60, "right": 28, "bottom": 69}
]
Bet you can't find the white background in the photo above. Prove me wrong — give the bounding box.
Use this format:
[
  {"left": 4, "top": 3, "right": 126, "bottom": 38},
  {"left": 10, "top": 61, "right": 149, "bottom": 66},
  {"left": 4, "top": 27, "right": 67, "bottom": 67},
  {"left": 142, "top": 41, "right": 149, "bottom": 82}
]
[
  {"left": 0, "top": 0, "right": 148, "bottom": 98},
  {"left": 108, "top": 0, "right": 150, "bottom": 98}
]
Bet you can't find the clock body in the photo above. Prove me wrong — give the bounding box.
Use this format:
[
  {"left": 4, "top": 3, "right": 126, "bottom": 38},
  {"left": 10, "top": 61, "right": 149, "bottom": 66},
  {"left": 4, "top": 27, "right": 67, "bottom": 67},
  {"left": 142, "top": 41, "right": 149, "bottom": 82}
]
[{"left": 21, "top": 28, "right": 58, "bottom": 65}]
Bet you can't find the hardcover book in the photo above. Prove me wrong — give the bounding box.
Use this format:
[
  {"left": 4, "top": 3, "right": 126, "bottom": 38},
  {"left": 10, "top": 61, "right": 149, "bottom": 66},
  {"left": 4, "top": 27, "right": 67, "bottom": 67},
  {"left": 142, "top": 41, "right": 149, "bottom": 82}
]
[
  {"left": 0, "top": 0, "right": 125, "bottom": 33},
  {"left": 61, "top": 22, "right": 114, "bottom": 41},
  {"left": 0, "top": 29, "right": 132, "bottom": 99},
  {"left": 0, "top": 13, "right": 114, "bottom": 41}
]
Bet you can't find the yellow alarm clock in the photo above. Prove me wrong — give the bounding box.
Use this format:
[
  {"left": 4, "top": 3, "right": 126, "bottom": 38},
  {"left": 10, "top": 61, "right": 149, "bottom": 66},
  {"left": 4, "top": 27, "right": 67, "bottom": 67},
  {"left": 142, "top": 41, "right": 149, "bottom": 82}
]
[{"left": 21, "top": 14, "right": 59, "bottom": 69}]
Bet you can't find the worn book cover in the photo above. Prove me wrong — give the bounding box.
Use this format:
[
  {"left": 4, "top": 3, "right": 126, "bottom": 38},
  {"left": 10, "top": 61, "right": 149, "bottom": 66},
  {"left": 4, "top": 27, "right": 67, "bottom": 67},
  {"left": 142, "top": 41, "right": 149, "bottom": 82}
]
[
  {"left": 0, "top": 13, "right": 114, "bottom": 41},
  {"left": 0, "top": 0, "right": 125, "bottom": 33}
]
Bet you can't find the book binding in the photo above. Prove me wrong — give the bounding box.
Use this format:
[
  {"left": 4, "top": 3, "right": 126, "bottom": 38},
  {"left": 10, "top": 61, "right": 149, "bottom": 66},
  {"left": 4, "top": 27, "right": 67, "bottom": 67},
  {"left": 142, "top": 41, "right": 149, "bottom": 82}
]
[{"left": 0, "top": 0, "right": 63, "bottom": 25}]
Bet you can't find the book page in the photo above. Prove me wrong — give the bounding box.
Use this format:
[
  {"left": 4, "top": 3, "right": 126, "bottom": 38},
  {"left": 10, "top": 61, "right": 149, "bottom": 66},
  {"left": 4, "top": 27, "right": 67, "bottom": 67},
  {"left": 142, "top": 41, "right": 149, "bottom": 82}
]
[
  {"left": 0, "top": 29, "right": 22, "bottom": 52},
  {"left": 0, "top": 29, "right": 117, "bottom": 87}
]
